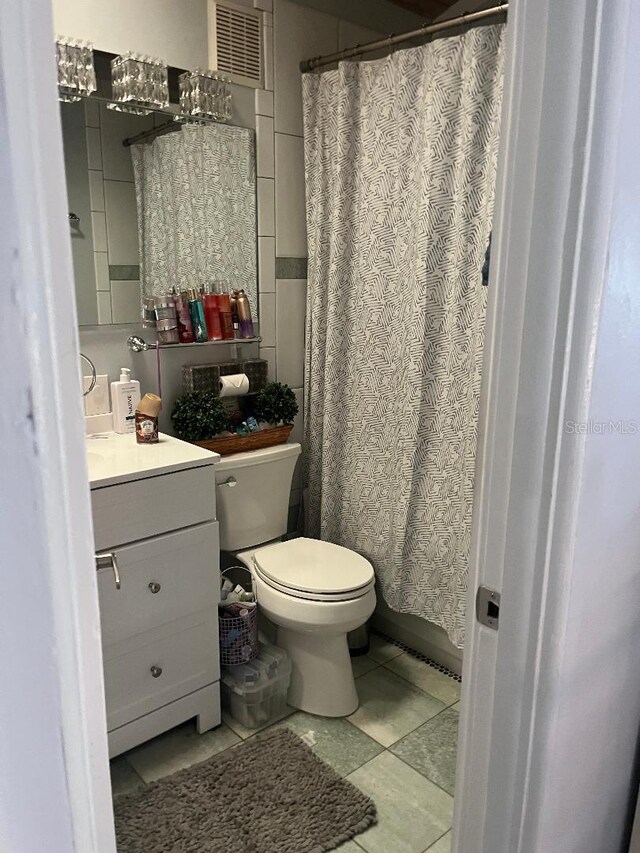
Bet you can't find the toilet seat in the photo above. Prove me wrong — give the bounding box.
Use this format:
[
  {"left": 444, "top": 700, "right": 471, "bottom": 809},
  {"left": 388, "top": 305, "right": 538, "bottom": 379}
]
[{"left": 252, "top": 537, "right": 375, "bottom": 603}]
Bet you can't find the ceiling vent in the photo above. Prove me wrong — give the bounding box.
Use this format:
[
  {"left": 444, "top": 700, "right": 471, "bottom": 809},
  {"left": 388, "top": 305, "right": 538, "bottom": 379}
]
[{"left": 211, "top": 1, "right": 262, "bottom": 89}]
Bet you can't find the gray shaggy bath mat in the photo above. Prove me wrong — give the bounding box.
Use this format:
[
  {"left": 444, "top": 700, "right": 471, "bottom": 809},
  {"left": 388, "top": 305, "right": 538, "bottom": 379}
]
[{"left": 114, "top": 727, "right": 376, "bottom": 852}]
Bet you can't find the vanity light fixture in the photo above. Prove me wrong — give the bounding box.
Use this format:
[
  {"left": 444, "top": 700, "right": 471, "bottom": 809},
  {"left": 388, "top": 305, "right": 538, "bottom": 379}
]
[
  {"left": 56, "top": 36, "right": 97, "bottom": 103},
  {"left": 108, "top": 53, "right": 169, "bottom": 116},
  {"left": 178, "top": 69, "right": 232, "bottom": 122}
]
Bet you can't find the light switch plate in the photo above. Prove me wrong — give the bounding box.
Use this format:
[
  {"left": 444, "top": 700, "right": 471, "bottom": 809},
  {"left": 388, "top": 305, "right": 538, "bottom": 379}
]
[{"left": 84, "top": 374, "right": 110, "bottom": 416}]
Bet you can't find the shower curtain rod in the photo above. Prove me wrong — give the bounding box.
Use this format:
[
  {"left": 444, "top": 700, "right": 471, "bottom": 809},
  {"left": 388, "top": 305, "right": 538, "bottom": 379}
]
[
  {"left": 123, "top": 119, "right": 181, "bottom": 147},
  {"left": 299, "top": 3, "right": 508, "bottom": 72}
]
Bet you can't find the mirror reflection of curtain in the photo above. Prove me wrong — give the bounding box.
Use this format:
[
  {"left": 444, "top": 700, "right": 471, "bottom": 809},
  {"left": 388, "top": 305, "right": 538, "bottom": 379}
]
[{"left": 131, "top": 123, "right": 257, "bottom": 313}]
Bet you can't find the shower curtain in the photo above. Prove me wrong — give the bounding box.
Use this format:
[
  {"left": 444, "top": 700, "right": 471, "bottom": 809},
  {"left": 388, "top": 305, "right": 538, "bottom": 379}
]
[
  {"left": 302, "top": 25, "right": 505, "bottom": 648},
  {"left": 131, "top": 123, "right": 256, "bottom": 310}
]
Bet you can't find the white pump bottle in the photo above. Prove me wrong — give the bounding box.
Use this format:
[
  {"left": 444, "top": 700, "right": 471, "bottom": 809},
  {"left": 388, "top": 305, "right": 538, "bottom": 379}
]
[{"left": 110, "top": 368, "right": 140, "bottom": 434}]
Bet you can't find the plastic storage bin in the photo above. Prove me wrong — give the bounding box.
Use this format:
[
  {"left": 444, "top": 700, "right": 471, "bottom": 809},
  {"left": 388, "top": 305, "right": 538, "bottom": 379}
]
[{"left": 221, "top": 642, "right": 291, "bottom": 729}]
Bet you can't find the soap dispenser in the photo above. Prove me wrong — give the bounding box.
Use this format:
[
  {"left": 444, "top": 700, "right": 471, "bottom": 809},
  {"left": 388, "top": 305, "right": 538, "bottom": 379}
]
[{"left": 110, "top": 368, "right": 140, "bottom": 434}]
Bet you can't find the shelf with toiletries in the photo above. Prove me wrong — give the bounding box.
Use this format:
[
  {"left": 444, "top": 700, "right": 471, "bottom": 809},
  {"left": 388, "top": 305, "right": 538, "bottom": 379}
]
[
  {"left": 144, "top": 284, "right": 257, "bottom": 347},
  {"left": 154, "top": 337, "right": 261, "bottom": 350}
]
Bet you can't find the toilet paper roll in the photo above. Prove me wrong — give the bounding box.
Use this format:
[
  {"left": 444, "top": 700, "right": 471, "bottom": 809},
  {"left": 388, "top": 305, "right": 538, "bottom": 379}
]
[{"left": 219, "top": 373, "right": 250, "bottom": 398}]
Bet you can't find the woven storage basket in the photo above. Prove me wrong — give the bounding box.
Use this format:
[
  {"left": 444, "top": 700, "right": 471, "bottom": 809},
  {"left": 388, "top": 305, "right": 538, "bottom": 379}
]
[
  {"left": 193, "top": 424, "right": 293, "bottom": 456},
  {"left": 182, "top": 359, "right": 268, "bottom": 395},
  {"left": 182, "top": 363, "right": 221, "bottom": 394},
  {"left": 219, "top": 568, "right": 258, "bottom": 666},
  {"left": 242, "top": 359, "right": 268, "bottom": 393}
]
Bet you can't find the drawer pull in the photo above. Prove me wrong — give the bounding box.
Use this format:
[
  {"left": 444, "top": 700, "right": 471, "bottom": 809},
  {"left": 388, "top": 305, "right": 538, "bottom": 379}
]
[
  {"left": 95, "top": 552, "right": 121, "bottom": 590},
  {"left": 150, "top": 665, "right": 163, "bottom": 678},
  {"left": 219, "top": 476, "right": 237, "bottom": 488},
  {"left": 148, "top": 581, "right": 161, "bottom": 594}
]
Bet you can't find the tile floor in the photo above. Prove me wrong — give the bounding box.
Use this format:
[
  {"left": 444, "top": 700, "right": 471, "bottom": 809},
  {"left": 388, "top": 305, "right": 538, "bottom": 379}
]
[{"left": 110, "top": 634, "right": 460, "bottom": 853}]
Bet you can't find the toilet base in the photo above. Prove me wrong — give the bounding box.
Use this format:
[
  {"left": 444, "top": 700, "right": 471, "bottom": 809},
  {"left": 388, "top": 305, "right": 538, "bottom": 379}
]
[{"left": 277, "top": 627, "right": 359, "bottom": 717}]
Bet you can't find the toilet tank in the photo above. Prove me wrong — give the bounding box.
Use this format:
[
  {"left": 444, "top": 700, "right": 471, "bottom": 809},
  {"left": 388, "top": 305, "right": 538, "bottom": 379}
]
[{"left": 215, "top": 443, "right": 301, "bottom": 551}]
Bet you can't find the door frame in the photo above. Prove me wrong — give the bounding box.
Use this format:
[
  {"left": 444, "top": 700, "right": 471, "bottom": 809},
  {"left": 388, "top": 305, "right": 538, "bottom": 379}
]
[
  {"left": 0, "top": 0, "right": 115, "bottom": 850},
  {"left": 455, "top": 0, "right": 633, "bottom": 851},
  {"left": 1, "top": 0, "right": 636, "bottom": 849}
]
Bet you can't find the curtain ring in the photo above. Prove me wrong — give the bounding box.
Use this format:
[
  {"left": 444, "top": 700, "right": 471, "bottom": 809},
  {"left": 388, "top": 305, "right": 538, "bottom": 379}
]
[{"left": 388, "top": 33, "right": 396, "bottom": 54}]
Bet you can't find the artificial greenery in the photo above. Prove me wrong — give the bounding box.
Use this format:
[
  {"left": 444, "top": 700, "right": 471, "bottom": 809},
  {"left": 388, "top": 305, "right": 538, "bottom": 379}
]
[
  {"left": 254, "top": 381, "right": 299, "bottom": 426},
  {"left": 171, "top": 392, "right": 231, "bottom": 441}
]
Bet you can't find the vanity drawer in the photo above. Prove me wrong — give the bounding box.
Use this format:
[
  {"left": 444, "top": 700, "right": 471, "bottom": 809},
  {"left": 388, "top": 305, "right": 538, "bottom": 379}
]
[
  {"left": 98, "top": 522, "right": 219, "bottom": 646},
  {"left": 91, "top": 465, "right": 216, "bottom": 551},
  {"left": 103, "top": 612, "right": 218, "bottom": 731}
]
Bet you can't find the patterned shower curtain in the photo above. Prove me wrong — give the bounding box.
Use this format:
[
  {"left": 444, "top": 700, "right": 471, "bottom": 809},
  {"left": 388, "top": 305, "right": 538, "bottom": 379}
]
[
  {"left": 302, "top": 25, "right": 505, "bottom": 648},
  {"left": 131, "top": 123, "right": 257, "bottom": 311}
]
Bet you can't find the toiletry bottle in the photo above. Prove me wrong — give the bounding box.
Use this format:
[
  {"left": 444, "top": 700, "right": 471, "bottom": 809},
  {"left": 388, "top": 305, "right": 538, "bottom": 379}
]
[
  {"left": 236, "top": 289, "right": 254, "bottom": 338},
  {"left": 135, "top": 393, "right": 162, "bottom": 444},
  {"left": 173, "top": 289, "right": 195, "bottom": 343},
  {"left": 141, "top": 296, "right": 156, "bottom": 329},
  {"left": 188, "top": 288, "right": 209, "bottom": 342},
  {"left": 230, "top": 290, "right": 240, "bottom": 338},
  {"left": 110, "top": 367, "right": 141, "bottom": 434},
  {"left": 203, "top": 285, "right": 223, "bottom": 341},
  {"left": 154, "top": 295, "right": 179, "bottom": 345},
  {"left": 217, "top": 282, "right": 235, "bottom": 340}
]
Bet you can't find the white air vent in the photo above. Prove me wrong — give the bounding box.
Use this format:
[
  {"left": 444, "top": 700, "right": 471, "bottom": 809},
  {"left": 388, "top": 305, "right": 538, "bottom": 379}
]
[{"left": 211, "top": 1, "right": 262, "bottom": 88}]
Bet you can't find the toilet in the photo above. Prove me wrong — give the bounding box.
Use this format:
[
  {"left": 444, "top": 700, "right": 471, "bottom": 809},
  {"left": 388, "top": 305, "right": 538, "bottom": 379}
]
[{"left": 215, "top": 442, "right": 376, "bottom": 717}]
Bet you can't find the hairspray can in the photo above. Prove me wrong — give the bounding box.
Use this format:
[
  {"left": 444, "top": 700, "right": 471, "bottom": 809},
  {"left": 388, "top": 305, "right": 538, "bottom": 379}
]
[{"left": 236, "top": 289, "right": 254, "bottom": 338}]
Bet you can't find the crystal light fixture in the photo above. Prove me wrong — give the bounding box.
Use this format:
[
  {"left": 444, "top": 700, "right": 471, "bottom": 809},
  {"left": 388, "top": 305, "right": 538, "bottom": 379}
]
[
  {"left": 56, "top": 37, "right": 97, "bottom": 103},
  {"left": 178, "top": 69, "right": 232, "bottom": 122},
  {"left": 108, "top": 53, "right": 169, "bottom": 116}
]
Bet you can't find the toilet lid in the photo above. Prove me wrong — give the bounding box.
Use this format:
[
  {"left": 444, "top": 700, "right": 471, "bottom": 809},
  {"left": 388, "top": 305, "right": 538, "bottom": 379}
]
[{"left": 253, "top": 537, "right": 375, "bottom": 596}]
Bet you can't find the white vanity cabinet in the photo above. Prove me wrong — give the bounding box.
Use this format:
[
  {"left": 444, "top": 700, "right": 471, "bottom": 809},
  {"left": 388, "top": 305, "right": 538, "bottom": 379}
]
[{"left": 87, "top": 433, "right": 220, "bottom": 758}]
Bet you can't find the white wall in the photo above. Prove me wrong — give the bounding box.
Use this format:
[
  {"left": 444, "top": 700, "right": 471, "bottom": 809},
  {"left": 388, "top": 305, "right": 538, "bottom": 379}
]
[
  {"left": 1, "top": 0, "right": 115, "bottom": 845},
  {"left": 532, "top": 4, "right": 640, "bottom": 847},
  {"left": 52, "top": 0, "right": 208, "bottom": 70}
]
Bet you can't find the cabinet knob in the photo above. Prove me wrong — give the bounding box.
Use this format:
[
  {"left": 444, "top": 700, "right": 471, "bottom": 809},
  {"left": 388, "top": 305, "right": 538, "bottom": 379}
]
[
  {"left": 148, "top": 581, "right": 161, "bottom": 594},
  {"left": 150, "top": 665, "right": 163, "bottom": 678}
]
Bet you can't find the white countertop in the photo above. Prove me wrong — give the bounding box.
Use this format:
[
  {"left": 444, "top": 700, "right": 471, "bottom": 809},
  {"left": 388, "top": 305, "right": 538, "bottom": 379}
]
[{"left": 86, "top": 432, "right": 219, "bottom": 489}]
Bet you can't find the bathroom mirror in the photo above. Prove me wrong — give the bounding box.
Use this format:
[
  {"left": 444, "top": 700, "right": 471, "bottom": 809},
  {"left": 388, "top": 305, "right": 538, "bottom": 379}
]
[{"left": 61, "top": 95, "right": 258, "bottom": 327}]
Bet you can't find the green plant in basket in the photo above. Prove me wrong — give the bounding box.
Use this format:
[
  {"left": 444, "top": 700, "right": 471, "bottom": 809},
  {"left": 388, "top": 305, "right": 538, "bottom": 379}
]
[
  {"left": 171, "top": 391, "right": 231, "bottom": 441},
  {"left": 254, "top": 382, "right": 299, "bottom": 426}
]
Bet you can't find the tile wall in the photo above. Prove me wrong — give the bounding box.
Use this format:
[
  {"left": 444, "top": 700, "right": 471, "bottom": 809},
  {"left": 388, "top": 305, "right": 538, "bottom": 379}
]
[
  {"left": 259, "top": 0, "right": 385, "bottom": 514},
  {"left": 82, "top": 99, "right": 145, "bottom": 325}
]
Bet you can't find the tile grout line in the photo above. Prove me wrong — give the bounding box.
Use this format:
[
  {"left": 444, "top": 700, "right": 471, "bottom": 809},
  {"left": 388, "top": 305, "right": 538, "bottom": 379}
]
[
  {"left": 119, "top": 757, "right": 147, "bottom": 791},
  {"left": 390, "top": 748, "right": 456, "bottom": 802},
  {"left": 378, "top": 658, "right": 460, "bottom": 707},
  {"left": 371, "top": 628, "right": 462, "bottom": 684},
  {"left": 425, "top": 827, "right": 452, "bottom": 851}
]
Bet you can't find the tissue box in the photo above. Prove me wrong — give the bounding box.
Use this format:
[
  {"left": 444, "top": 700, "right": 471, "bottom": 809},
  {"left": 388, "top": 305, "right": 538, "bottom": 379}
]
[
  {"left": 182, "top": 364, "right": 221, "bottom": 394},
  {"left": 242, "top": 359, "right": 269, "bottom": 392},
  {"left": 182, "top": 359, "right": 268, "bottom": 395}
]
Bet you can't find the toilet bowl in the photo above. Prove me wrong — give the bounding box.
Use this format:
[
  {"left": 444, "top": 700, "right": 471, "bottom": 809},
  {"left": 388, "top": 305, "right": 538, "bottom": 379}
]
[
  {"left": 237, "top": 537, "right": 376, "bottom": 717},
  {"left": 215, "top": 443, "right": 376, "bottom": 717}
]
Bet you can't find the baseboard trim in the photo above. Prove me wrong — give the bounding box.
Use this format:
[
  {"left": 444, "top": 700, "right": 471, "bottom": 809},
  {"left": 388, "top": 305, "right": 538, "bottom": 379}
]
[{"left": 371, "top": 613, "right": 463, "bottom": 677}]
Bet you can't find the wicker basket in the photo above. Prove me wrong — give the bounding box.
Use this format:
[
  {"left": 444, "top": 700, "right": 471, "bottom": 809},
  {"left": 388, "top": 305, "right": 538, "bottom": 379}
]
[
  {"left": 193, "top": 424, "right": 293, "bottom": 456},
  {"left": 219, "top": 568, "right": 258, "bottom": 666}
]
